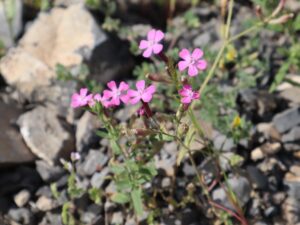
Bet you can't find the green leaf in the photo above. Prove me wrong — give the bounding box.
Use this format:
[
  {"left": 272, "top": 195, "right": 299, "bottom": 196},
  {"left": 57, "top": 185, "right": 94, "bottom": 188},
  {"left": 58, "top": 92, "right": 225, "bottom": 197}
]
[
  {"left": 62, "top": 202, "right": 76, "bottom": 225},
  {"left": 111, "top": 192, "right": 130, "bottom": 204},
  {"left": 229, "top": 154, "right": 244, "bottom": 167},
  {"left": 293, "top": 14, "right": 300, "bottom": 31},
  {"left": 110, "top": 164, "right": 125, "bottom": 174},
  {"left": 269, "top": 61, "right": 290, "bottom": 92},
  {"left": 95, "top": 129, "right": 109, "bottom": 139},
  {"left": 110, "top": 140, "right": 122, "bottom": 155},
  {"left": 131, "top": 188, "right": 143, "bottom": 216},
  {"left": 88, "top": 188, "right": 103, "bottom": 204},
  {"left": 50, "top": 183, "right": 60, "bottom": 200}
]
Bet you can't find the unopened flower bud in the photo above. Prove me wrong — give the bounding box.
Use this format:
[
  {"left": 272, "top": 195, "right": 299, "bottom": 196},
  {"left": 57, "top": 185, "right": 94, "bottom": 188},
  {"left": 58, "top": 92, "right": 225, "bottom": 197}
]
[
  {"left": 70, "top": 152, "right": 81, "bottom": 162},
  {"left": 255, "top": 5, "right": 263, "bottom": 19},
  {"left": 146, "top": 73, "right": 171, "bottom": 83},
  {"left": 131, "top": 128, "right": 155, "bottom": 136},
  {"left": 271, "top": 0, "right": 286, "bottom": 18},
  {"left": 269, "top": 13, "right": 294, "bottom": 25}
]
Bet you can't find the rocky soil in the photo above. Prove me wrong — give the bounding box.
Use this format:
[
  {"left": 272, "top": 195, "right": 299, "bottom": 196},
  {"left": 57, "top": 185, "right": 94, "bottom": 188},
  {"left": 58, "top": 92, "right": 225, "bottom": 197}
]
[{"left": 0, "top": 0, "right": 300, "bottom": 225}]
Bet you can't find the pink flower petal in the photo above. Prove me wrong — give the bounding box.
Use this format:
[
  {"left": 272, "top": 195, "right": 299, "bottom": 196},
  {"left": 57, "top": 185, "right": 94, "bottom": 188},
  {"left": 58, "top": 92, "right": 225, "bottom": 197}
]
[
  {"left": 197, "top": 60, "right": 207, "bottom": 70},
  {"left": 152, "top": 43, "right": 163, "bottom": 54},
  {"left": 119, "top": 81, "right": 129, "bottom": 91},
  {"left": 179, "top": 49, "right": 191, "bottom": 60},
  {"left": 178, "top": 61, "right": 189, "bottom": 71},
  {"left": 128, "top": 89, "right": 139, "bottom": 97},
  {"left": 181, "top": 97, "right": 192, "bottom": 104},
  {"left": 142, "top": 93, "right": 153, "bottom": 102},
  {"left": 143, "top": 47, "right": 153, "bottom": 58},
  {"left": 94, "top": 93, "right": 102, "bottom": 102},
  {"left": 192, "top": 48, "right": 203, "bottom": 60},
  {"left": 80, "top": 88, "right": 88, "bottom": 96},
  {"left": 188, "top": 65, "right": 198, "bottom": 76},
  {"left": 130, "top": 96, "right": 141, "bottom": 104},
  {"left": 120, "top": 94, "right": 130, "bottom": 104},
  {"left": 107, "top": 81, "right": 117, "bottom": 91},
  {"left": 178, "top": 89, "right": 187, "bottom": 96},
  {"left": 193, "top": 92, "right": 200, "bottom": 99},
  {"left": 88, "top": 99, "right": 96, "bottom": 107},
  {"left": 183, "top": 84, "right": 192, "bottom": 90},
  {"left": 86, "top": 94, "right": 93, "bottom": 102},
  {"left": 154, "top": 30, "right": 164, "bottom": 42},
  {"left": 147, "top": 29, "right": 156, "bottom": 40},
  {"left": 136, "top": 80, "right": 145, "bottom": 90},
  {"left": 145, "top": 85, "right": 156, "bottom": 94},
  {"left": 139, "top": 40, "right": 148, "bottom": 50},
  {"left": 103, "top": 90, "right": 113, "bottom": 98},
  {"left": 111, "top": 97, "right": 120, "bottom": 106}
]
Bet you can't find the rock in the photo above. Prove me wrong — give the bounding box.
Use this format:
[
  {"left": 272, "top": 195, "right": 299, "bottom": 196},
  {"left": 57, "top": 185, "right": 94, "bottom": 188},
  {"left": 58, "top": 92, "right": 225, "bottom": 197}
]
[
  {"left": 251, "top": 147, "right": 264, "bottom": 161},
  {"left": 246, "top": 166, "right": 268, "bottom": 190},
  {"left": 273, "top": 107, "right": 300, "bottom": 134},
  {"left": 39, "top": 212, "right": 62, "bottom": 225},
  {"left": 219, "top": 152, "right": 244, "bottom": 171},
  {"left": 14, "top": 190, "right": 31, "bottom": 207},
  {"left": 0, "top": 0, "right": 22, "bottom": 48},
  {"left": 30, "top": 80, "right": 77, "bottom": 122},
  {"left": 36, "top": 196, "right": 56, "bottom": 211},
  {"left": 282, "top": 126, "right": 300, "bottom": 151},
  {"left": 17, "top": 106, "right": 74, "bottom": 164},
  {"left": 35, "top": 160, "right": 65, "bottom": 182},
  {"left": 76, "top": 112, "right": 102, "bottom": 152},
  {"left": 277, "top": 74, "right": 300, "bottom": 91},
  {"left": 91, "top": 167, "right": 110, "bottom": 188},
  {"left": 213, "top": 132, "right": 234, "bottom": 152},
  {"left": 251, "top": 142, "right": 281, "bottom": 161},
  {"left": 0, "top": 102, "right": 36, "bottom": 165},
  {"left": 8, "top": 208, "right": 32, "bottom": 225},
  {"left": 280, "top": 87, "right": 300, "bottom": 106},
  {"left": 111, "top": 211, "right": 124, "bottom": 225},
  {"left": 78, "top": 149, "right": 108, "bottom": 176},
  {"left": 81, "top": 204, "right": 103, "bottom": 225},
  {"left": 212, "top": 175, "right": 251, "bottom": 210},
  {"left": 256, "top": 122, "right": 281, "bottom": 141},
  {"left": 0, "top": 3, "right": 106, "bottom": 96},
  {"left": 154, "top": 154, "right": 176, "bottom": 177}
]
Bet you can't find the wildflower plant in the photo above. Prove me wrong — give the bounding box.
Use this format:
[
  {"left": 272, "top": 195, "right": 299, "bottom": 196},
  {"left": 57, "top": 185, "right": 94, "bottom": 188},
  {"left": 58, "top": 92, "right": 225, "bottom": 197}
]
[{"left": 62, "top": 1, "right": 293, "bottom": 224}]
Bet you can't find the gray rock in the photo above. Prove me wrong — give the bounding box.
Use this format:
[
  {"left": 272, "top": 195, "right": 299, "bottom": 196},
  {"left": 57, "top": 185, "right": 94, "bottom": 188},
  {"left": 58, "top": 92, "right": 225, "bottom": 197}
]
[
  {"left": 17, "top": 106, "right": 74, "bottom": 165},
  {"left": 111, "top": 211, "right": 124, "bottom": 225},
  {"left": 76, "top": 112, "right": 102, "bottom": 152},
  {"left": 212, "top": 175, "right": 251, "bottom": 210},
  {"left": 91, "top": 167, "right": 110, "bottom": 188},
  {"left": 280, "top": 87, "right": 300, "bottom": 106},
  {"left": 0, "top": 0, "right": 22, "bottom": 48},
  {"left": 35, "top": 160, "right": 65, "bottom": 182},
  {"left": 0, "top": 3, "right": 106, "bottom": 96},
  {"left": 213, "top": 132, "right": 235, "bottom": 152},
  {"left": 81, "top": 204, "right": 103, "bottom": 225},
  {"left": 39, "top": 212, "right": 62, "bottom": 225},
  {"left": 14, "top": 190, "right": 31, "bottom": 207},
  {"left": 0, "top": 102, "right": 36, "bottom": 165},
  {"left": 78, "top": 149, "right": 108, "bottom": 176},
  {"left": 282, "top": 126, "right": 300, "bottom": 151},
  {"left": 273, "top": 107, "right": 300, "bottom": 134},
  {"left": 8, "top": 208, "right": 32, "bottom": 224},
  {"left": 219, "top": 152, "right": 244, "bottom": 171}
]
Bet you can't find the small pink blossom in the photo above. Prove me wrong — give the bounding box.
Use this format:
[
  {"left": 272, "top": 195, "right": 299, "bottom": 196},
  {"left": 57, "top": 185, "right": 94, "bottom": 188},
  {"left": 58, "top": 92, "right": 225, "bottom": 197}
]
[
  {"left": 137, "top": 106, "right": 145, "bottom": 116},
  {"left": 70, "top": 152, "right": 81, "bottom": 162},
  {"left": 139, "top": 29, "right": 164, "bottom": 58},
  {"left": 71, "top": 88, "right": 93, "bottom": 108},
  {"left": 128, "top": 80, "right": 156, "bottom": 104},
  {"left": 178, "top": 84, "right": 200, "bottom": 104},
  {"left": 88, "top": 93, "right": 111, "bottom": 108},
  {"left": 103, "top": 81, "right": 129, "bottom": 106},
  {"left": 178, "top": 48, "right": 207, "bottom": 77}
]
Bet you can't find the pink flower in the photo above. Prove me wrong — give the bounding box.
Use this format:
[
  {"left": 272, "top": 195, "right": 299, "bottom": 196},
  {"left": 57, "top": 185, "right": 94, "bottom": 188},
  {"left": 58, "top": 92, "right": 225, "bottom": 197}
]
[
  {"left": 70, "top": 152, "right": 81, "bottom": 162},
  {"left": 139, "top": 29, "right": 164, "bottom": 58},
  {"left": 128, "top": 80, "right": 156, "bottom": 104},
  {"left": 179, "top": 85, "right": 200, "bottom": 104},
  {"left": 88, "top": 93, "right": 111, "bottom": 108},
  {"left": 137, "top": 106, "right": 145, "bottom": 116},
  {"left": 178, "top": 48, "right": 207, "bottom": 76},
  {"left": 102, "top": 81, "right": 129, "bottom": 106},
  {"left": 71, "top": 88, "right": 93, "bottom": 108}
]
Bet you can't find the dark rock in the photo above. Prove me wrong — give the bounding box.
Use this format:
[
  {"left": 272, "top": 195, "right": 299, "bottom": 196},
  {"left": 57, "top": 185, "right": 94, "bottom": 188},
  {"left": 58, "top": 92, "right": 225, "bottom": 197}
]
[
  {"left": 36, "top": 160, "right": 65, "bottom": 182},
  {"left": 0, "top": 102, "right": 36, "bottom": 165},
  {"left": 273, "top": 107, "right": 300, "bottom": 134},
  {"left": 246, "top": 166, "right": 268, "bottom": 190},
  {"left": 17, "top": 106, "right": 75, "bottom": 164},
  {"left": 212, "top": 175, "right": 251, "bottom": 210},
  {"left": 78, "top": 149, "right": 108, "bottom": 176}
]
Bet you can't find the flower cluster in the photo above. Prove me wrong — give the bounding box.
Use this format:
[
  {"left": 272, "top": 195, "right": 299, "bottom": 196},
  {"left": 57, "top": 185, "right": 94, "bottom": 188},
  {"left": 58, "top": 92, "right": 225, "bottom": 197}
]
[
  {"left": 71, "top": 80, "right": 156, "bottom": 109},
  {"left": 71, "top": 28, "right": 207, "bottom": 111}
]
